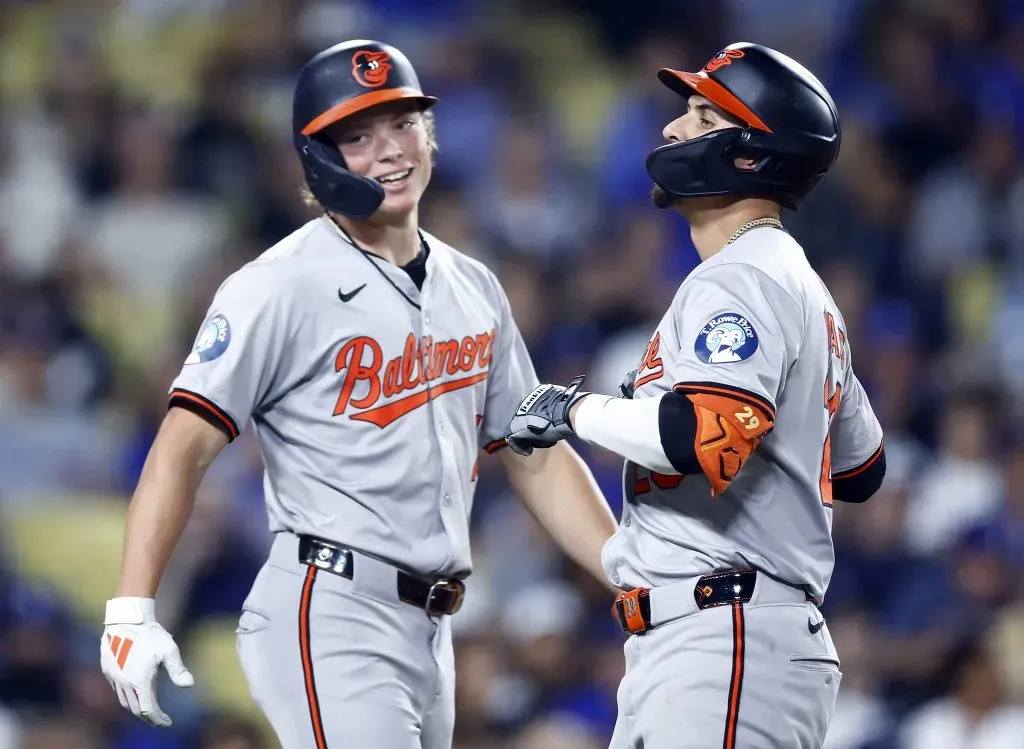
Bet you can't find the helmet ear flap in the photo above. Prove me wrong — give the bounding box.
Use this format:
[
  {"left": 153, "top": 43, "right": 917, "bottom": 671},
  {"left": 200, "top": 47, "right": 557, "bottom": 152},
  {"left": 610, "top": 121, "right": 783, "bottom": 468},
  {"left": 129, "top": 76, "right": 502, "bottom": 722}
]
[
  {"left": 720, "top": 136, "right": 770, "bottom": 174},
  {"left": 648, "top": 130, "right": 807, "bottom": 210},
  {"left": 296, "top": 132, "right": 385, "bottom": 219}
]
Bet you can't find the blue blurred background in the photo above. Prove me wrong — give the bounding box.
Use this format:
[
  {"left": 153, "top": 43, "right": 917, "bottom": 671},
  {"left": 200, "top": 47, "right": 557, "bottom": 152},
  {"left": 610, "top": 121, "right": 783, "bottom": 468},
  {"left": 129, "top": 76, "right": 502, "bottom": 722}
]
[{"left": 1, "top": 0, "right": 1024, "bottom": 747}]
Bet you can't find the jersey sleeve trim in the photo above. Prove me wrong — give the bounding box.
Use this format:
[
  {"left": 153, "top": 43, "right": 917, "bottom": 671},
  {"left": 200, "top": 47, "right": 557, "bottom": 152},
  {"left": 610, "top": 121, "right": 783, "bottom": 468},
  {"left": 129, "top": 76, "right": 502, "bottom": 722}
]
[
  {"left": 169, "top": 388, "right": 240, "bottom": 441},
  {"left": 833, "top": 445, "right": 886, "bottom": 503},
  {"left": 672, "top": 382, "right": 777, "bottom": 421},
  {"left": 833, "top": 441, "right": 884, "bottom": 479},
  {"left": 483, "top": 437, "right": 507, "bottom": 454}
]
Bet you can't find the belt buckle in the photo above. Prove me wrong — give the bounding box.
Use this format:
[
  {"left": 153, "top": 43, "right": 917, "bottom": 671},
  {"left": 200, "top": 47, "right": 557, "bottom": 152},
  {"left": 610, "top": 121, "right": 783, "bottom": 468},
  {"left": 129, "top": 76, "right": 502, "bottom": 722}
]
[
  {"left": 310, "top": 542, "right": 348, "bottom": 576},
  {"left": 425, "top": 579, "right": 465, "bottom": 616},
  {"left": 694, "top": 570, "right": 756, "bottom": 609}
]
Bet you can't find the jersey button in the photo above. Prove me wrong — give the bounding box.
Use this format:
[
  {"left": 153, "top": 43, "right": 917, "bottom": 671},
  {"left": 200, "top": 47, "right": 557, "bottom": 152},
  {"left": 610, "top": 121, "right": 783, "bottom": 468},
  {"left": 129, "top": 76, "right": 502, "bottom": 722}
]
[
  {"left": 424, "top": 313, "right": 432, "bottom": 325},
  {"left": 438, "top": 421, "right": 446, "bottom": 435},
  {"left": 443, "top": 494, "right": 451, "bottom": 507},
  {"left": 611, "top": 571, "right": 621, "bottom": 585},
  {"left": 624, "top": 514, "right": 631, "bottom": 527}
]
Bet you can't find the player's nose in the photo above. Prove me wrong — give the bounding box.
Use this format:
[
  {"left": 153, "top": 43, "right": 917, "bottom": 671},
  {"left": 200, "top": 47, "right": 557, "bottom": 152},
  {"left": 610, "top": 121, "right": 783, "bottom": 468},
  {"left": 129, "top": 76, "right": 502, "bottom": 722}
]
[
  {"left": 662, "top": 115, "right": 688, "bottom": 144},
  {"left": 377, "top": 131, "right": 404, "bottom": 161}
]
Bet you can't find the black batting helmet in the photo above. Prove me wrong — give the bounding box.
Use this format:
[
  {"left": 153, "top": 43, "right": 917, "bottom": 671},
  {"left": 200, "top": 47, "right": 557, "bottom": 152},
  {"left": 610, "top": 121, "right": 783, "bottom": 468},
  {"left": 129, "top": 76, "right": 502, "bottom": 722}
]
[
  {"left": 293, "top": 40, "right": 437, "bottom": 219},
  {"left": 646, "top": 42, "right": 840, "bottom": 210}
]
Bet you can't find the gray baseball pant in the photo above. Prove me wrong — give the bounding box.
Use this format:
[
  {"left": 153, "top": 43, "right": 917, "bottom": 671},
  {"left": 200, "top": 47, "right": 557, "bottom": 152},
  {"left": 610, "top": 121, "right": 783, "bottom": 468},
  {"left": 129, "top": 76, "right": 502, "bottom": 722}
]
[
  {"left": 609, "top": 573, "right": 842, "bottom": 748},
  {"left": 236, "top": 532, "right": 455, "bottom": 748}
]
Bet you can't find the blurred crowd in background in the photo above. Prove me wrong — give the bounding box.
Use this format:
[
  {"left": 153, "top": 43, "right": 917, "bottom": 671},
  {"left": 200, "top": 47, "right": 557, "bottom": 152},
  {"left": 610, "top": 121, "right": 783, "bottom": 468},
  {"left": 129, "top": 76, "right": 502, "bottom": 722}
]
[{"left": 1, "top": 0, "right": 1024, "bottom": 747}]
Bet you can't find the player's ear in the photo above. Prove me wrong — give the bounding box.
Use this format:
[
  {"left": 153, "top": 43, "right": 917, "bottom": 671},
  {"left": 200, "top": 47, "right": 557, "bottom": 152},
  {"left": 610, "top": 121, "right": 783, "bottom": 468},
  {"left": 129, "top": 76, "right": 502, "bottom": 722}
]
[{"left": 733, "top": 156, "right": 762, "bottom": 172}]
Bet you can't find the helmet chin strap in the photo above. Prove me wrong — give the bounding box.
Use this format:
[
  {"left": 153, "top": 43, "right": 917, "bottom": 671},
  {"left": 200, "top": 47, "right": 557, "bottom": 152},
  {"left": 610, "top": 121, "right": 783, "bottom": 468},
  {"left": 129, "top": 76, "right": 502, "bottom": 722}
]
[{"left": 298, "top": 133, "right": 385, "bottom": 219}]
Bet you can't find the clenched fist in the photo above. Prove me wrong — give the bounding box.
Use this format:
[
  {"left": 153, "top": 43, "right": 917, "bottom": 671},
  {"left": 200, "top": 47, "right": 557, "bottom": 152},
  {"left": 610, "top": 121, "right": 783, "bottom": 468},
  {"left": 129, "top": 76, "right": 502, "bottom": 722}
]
[{"left": 505, "top": 375, "right": 591, "bottom": 456}]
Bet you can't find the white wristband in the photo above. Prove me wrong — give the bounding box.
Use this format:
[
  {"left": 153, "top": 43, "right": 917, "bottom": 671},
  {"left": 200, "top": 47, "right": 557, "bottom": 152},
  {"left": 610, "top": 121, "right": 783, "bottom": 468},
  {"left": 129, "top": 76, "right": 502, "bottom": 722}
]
[
  {"left": 105, "top": 597, "right": 156, "bottom": 625},
  {"left": 574, "top": 393, "right": 679, "bottom": 475}
]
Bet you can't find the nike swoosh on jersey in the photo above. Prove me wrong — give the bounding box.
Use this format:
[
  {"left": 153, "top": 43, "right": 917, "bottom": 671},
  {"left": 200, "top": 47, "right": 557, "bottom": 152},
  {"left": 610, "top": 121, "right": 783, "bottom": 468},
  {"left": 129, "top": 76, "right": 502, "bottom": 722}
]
[{"left": 338, "top": 284, "right": 367, "bottom": 302}]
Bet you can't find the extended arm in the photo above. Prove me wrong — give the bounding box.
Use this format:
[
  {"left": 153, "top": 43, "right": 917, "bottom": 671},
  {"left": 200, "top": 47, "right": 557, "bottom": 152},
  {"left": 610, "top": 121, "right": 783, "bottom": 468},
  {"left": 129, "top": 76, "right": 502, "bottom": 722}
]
[
  {"left": 100, "top": 407, "right": 228, "bottom": 728},
  {"left": 116, "top": 407, "right": 228, "bottom": 597}
]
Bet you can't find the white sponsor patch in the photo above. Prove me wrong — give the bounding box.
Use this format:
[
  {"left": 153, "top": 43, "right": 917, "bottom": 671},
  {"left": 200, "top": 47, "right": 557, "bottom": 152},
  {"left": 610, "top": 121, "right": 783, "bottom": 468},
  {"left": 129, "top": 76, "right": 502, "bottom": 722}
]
[{"left": 695, "top": 313, "right": 758, "bottom": 364}]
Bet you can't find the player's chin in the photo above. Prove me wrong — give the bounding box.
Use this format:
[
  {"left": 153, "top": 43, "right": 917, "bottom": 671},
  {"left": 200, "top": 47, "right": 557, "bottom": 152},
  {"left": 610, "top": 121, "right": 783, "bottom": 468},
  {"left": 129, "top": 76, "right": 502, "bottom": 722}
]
[
  {"left": 378, "top": 189, "right": 422, "bottom": 217},
  {"left": 379, "top": 175, "right": 427, "bottom": 215},
  {"left": 650, "top": 183, "right": 680, "bottom": 210}
]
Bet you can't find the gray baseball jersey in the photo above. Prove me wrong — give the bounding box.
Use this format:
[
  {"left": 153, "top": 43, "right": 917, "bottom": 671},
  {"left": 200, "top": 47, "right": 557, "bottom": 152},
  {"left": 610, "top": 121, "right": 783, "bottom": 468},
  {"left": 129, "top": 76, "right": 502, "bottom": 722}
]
[
  {"left": 169, "top": 215, "right": 537, "bottom": 579},
  {"left": 172, "top": 216, "right": 539, "bottom": 747},
  {"left": 602, "top": 226, "right": 883, "bottom": 603}
]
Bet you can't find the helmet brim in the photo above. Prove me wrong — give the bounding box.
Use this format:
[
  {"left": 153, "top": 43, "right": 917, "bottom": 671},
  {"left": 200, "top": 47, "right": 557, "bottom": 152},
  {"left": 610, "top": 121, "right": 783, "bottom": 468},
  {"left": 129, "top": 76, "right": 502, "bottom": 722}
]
[
  {"left": 300, "top": 88, "right": 438, "bottom": 136},
  {"left": 657, "top": 69, "right": 771, "bottom": 133}
]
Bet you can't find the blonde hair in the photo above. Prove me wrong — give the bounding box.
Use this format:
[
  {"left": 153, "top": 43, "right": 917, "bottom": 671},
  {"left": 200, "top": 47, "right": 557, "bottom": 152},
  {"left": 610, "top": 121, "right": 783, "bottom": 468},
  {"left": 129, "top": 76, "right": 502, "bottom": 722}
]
[{"left": 299, "top": 109, "right": 438, "bottom": 208}]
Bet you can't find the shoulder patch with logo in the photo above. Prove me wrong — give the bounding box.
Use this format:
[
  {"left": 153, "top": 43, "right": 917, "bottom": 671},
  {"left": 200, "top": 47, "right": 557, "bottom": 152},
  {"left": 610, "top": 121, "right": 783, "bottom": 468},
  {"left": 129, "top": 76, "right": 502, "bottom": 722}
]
[
  {"left": 185, "top": 314, "right": 231, "bottom": 365},
  {"left": 695, "top": 313, "right": 758, "bottom": 364}
]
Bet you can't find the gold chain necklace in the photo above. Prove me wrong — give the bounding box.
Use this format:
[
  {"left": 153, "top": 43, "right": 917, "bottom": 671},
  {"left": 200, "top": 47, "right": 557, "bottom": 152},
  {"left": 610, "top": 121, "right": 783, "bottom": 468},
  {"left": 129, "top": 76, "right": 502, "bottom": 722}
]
[{"left": 726, "top": 217, "right": 785, "bottom": 246}]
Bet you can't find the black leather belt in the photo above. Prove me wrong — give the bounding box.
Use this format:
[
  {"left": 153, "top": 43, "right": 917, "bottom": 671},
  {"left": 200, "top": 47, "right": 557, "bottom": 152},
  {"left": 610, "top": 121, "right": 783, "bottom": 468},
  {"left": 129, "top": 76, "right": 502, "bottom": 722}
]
[
  {"left": 613, "top": 570, "right": 759, "bottom": 635},
  {"left": 298, "top": 536, "right": 465, "bottom": 617},
  {"left": 692, "top": 570, "right": 759, "bottom": 610}
]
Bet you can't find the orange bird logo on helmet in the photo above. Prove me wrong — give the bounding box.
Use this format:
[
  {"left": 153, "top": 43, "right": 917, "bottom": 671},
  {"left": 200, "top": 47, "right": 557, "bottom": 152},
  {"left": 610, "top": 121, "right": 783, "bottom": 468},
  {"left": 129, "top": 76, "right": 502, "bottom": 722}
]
[
  {"left": 352, "top": 50, "right": 392, "bottom": 88},
  {"left": 703, "top": 49, "right": 745, "bottom": 73}
]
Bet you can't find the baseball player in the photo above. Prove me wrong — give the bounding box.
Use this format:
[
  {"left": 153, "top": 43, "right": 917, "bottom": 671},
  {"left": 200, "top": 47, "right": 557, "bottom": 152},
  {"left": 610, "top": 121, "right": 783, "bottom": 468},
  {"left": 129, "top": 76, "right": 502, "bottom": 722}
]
[
  {"left": 505, "top": 43, "right": 886, "bottom": 748},
  {"left": 99, "top": 40, "right": 616, "bottom": 748}
]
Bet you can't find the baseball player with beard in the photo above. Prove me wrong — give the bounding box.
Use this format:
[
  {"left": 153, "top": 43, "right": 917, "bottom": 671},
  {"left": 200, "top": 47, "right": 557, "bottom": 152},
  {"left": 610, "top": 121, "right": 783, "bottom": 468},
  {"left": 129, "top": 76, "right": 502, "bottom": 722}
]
[
  {"left": 99, "top": 39, "right": 616, "bottom": 748},
  {"left": 506, "top": 43, "right": 886, "bottom": 748}
]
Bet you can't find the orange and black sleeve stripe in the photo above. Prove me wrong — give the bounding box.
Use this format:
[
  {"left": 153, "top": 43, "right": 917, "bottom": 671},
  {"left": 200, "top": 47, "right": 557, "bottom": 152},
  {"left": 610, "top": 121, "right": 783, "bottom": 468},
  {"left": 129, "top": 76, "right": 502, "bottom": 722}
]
[
  {"left": 169, "top": 388, "right": 240, "bottom": 442},
  {"left": 672, "top": 381, "right": 777, "bottom": 422},
  {"left": 483, "top": 437, "right": 507, "bottom": 454},
  {"left": 833, "top": 442, "right": 885, "bottom": 503}
]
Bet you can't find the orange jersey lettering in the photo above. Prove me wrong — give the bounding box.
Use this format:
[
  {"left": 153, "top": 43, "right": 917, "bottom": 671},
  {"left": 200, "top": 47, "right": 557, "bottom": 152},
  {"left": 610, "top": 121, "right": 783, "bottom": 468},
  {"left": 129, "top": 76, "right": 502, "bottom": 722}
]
[{"left": 333, "top": 330, "right": 495, "bottom": 427}]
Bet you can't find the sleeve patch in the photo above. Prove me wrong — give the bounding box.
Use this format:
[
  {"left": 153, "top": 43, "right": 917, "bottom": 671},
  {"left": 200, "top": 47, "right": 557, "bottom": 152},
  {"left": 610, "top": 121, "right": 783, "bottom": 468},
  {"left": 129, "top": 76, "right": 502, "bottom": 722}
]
[
  {"left": 695, "top": 313, "right": 759, "bottom": 364},
  {"left": 185, "top": 314, "right": 231, "bottom": 365}
]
